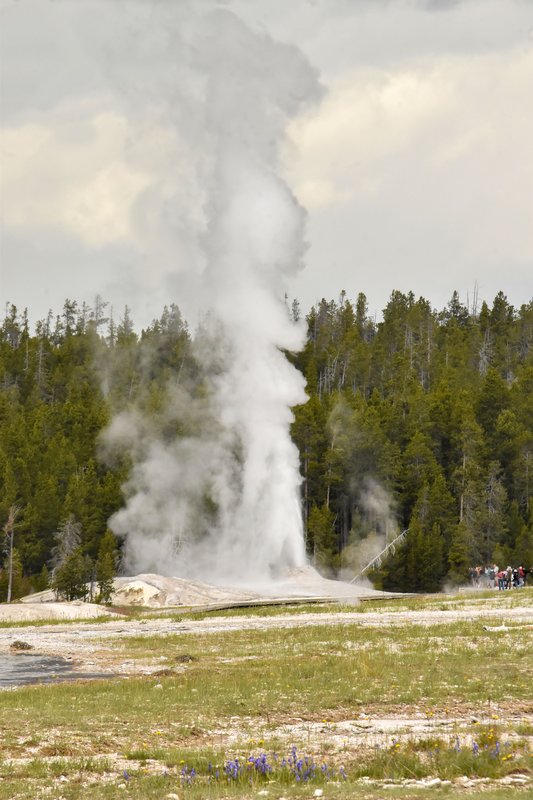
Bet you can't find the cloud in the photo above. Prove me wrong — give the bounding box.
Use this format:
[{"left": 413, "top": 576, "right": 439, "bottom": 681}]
[
  {"left": 284, "top": 63, "right": 455, "bottom": 209},
  {"left": 1, "top": 0, "right": 531, "bottom": 325},
  {"left": 284, "top": 48, "right": 533, "bottom": 217},
  {"left": 282, "top": 44, "right": 532, "bottom": 314},
  {"left": 0, "top": 104, "right": 154, "bottom": 246}
]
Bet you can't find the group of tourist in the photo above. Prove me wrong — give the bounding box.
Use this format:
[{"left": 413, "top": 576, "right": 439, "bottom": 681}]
[{"left": 469, "top": 564, "right": 527, "bottom": 590}]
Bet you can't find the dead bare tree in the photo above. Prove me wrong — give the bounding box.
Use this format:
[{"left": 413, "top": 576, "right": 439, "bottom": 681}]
[{"left": 3, "top": 505, "right": 20, "bottom": 603}]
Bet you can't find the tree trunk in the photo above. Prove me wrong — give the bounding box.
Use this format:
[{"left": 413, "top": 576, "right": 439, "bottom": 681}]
[
  {"left": 3, "top": 506, "right": 20, "bottom": 604},
  {"left": 459, "top": 451, "right": 466, "bottom": 523}
]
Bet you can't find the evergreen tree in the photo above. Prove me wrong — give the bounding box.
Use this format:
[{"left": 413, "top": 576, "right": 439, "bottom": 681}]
[
  {"left": 308, "top": 503, "right": 337, "bottom": 570},
  {"left": 447, "top": 521, "right": 473, "bottom": 585},
  {"left": 51, "top": 547, "right": 90, "bottom": 601}
]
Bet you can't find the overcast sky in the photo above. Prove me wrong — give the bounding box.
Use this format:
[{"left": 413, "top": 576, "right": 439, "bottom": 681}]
[{"left": 1, "top": 0, "right": 532, "bottom": 330}]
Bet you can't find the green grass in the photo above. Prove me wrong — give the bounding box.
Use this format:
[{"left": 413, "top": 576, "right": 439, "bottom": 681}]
[
  {"left": 1, "top": 620, "right": 531, "bottom": 735},
  {"left": 0, "top": 614, "right": 125, "bottom": 629},
  {"left": 349, "top": 585, "right": 533, "bottom": 613},
  {"left": 0, "top": 740, "right": 531, "bottom": 800},
  {"left": 0, "top": 593, "right": 531, "bottom": 799},
  {"left": 97, "top": 618, "right": 532, "bottom": 709}
]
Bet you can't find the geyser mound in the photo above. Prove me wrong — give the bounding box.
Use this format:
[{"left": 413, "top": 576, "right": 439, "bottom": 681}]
[{"left": 110, "top": 566, "right": 390, "bottom": 608}]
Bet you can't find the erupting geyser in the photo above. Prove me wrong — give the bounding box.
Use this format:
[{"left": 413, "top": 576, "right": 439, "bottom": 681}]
[{"left": 104, "top": 10, "right": 323, "bottom": 585}]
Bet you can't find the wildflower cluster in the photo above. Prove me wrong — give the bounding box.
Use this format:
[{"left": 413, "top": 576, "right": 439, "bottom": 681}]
[
  {"left": 179, "top": 764, "right": 196, "bottom": 786},
  {"left": 222, "top": 753, "right": 273, "bottom": 782},
  {"left": 218, "top": 747, "right": 345, "bottom": 785},
  {"left": 280, "top": 746, "right": 317, "bottom": 783},
  {"left": 116, "top": 732, "right": 525, "bottom": 791},
  {"left": 470, "top": 735, "right": 510, "bottom": 761},
  {"left": 422, "top": 731, "right": 513, "bottom": 764},
  {"left": 153, "top": 747, "right": 347, "bottom": 790}
]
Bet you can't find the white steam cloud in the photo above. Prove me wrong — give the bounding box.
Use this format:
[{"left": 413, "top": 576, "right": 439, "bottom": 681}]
[
  {"left": 340, "top": 477, "right": 399, "bottom": 581},
  {"left": 103, "top": 9, "right": 323, "bottom": 585}
]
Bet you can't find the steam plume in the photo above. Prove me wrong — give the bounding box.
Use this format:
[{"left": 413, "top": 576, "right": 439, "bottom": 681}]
[
  {"left": 104, "top": 10, "right": 322, "bottom": 584},
  {"left": 340, "top": 477, "right": 399, "bottom": 581}
]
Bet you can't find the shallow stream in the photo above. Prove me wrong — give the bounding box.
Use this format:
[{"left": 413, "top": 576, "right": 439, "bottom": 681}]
[{"left": 0, "top": 653, "right": 111, "bottom": 688}]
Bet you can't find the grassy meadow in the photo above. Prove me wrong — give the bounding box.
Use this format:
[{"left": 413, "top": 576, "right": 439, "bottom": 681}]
[{"left": 0, "top": 590, "right": 531, "bottom": 798}]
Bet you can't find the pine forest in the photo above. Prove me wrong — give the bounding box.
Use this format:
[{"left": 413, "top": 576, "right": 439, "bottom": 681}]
[{"left": 1, "top": 289, "right": 532, "bottom": 600}]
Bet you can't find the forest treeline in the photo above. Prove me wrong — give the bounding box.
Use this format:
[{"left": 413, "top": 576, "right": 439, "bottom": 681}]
[{"left": 1, "top": 289, "right": 532, "bottom": 598}]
